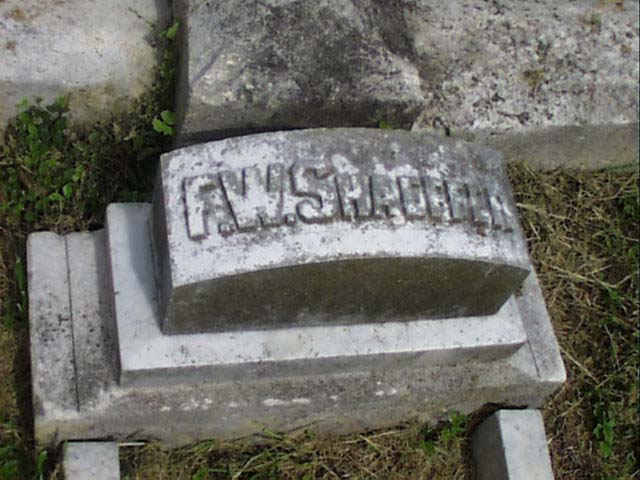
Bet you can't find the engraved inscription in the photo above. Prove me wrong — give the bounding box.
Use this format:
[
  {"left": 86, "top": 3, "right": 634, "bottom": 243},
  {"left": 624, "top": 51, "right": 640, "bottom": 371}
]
[
  {"left": 292, "top": 163, "right": 339, "bottom": 223},
  {"left": 182, "top": 161, "right": 516, "bottom": 240},
  {"left": 398, "top": 175, "right": 427, "bottom": 220},
  {"left": 335, "top": 172, "right": 371, "bottom": 220},
  {"left": 220, "top": 164, "right": 285, "bottom": 231}
]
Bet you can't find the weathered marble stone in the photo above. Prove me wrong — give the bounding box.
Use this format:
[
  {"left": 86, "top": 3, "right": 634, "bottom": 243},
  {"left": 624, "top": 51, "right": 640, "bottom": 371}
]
[
  {"left": 472, "top": 409, "right": 554, "bottom": 480},
  {"left": 153, "top": 129, "right": 531, "bottom": 334},
  {"left": 63, "top": 442, "right": 120, "bottom": 480},
  {"left": 173, "top": 0, "right": 424, "bottom": 144},
  {"left": 28, "top": 224, "right": 565, "bottom": 446},
  {"left": 27, "top": 233, "right": 77, "bottom": 426},
  {"left": 26, "top": 129, "right": 566, "bottom": 447},
  {"left": 109, "top": 203, "right": 528, "bottom": 387}
]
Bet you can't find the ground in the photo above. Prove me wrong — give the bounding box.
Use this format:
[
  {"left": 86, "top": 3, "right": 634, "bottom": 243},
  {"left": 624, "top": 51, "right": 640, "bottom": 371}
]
[{"left": 0, "top": 93, "right": 638, "bottom": 479}]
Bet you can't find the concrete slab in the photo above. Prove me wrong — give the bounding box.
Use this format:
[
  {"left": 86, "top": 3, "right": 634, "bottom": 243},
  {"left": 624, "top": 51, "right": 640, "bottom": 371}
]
[
  {"left": 472, "top": 409, "right": 554, "bottom": 480},
  {"left": 154, "top": 129, "right": 531, "bottom": 333},
  {"left": 107, "top": 203, "right": 528, "bottom": 387},
  {"left": 406, "top": 0, "right": 639, "bottom": 169},
  {"left": 63, "top": 442, "right": 120, "bottom": 480},
  {"left": 0, "top": 0, "right": 170, "bottom": 140}
]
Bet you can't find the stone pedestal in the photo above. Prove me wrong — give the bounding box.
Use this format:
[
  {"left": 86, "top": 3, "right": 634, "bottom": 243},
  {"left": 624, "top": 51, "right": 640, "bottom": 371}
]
[{"left": 28, "top": 129, "right": 565, "bottom": 446}]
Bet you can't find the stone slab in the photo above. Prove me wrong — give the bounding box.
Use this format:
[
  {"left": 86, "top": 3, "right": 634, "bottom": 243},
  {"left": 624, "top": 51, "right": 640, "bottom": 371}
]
[
  {"left": 406, "top": 0, "right": 639, "bottom": 170},
  {"left": 0, "top": 0, "right": 170, "bottom": 141},
  {"left": 63, "top": 442, "right": 120, "bottom": 480},
  {"left": 472, "top": 409, "right": 554, "bottom": 480},
  {"left": 107, "top": 203, "right": 527, "bottom": 387},
  {"left": 31, "top": 302, "right": 560, "bottom": 448},
  {"left": 29, "top": 221, "right": 565, "bottom": 447},
  {"left": 154, "top": 129, "right": 531, "bottom": 333},
  {"left": 171, "top": 0, "right": 638, "bottom": 169},
  {"left": 173, "top": 0, "right": 424, "bottom": 144},
  {"left": 66, "top": 232, "right": 119, "bottom": 406},
  {"left": 27, "top": 233, "right": 78, "bottom": 429}
]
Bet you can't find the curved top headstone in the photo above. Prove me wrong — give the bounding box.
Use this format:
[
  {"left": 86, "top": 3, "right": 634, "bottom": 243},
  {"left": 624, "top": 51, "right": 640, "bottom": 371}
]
[{"left": 152, "top": 128, "right": 530, "bottom": 334}]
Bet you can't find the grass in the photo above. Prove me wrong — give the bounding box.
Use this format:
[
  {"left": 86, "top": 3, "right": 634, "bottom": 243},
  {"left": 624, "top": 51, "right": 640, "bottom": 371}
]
[
  {"left": 118, "top": 413, "right": 474, "bottom": 480},
  {"left": 510, "top": 166, "right": 639, "bottom": 479},
  {"left": 0, "top": 47, "right": 638, "bottom": 480}
]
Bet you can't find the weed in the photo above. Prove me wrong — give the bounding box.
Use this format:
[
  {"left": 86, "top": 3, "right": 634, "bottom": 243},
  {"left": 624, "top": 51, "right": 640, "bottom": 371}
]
[
  {"left": 593, "top": 401, "right": 616, "bottom": 459},
  {"left": 161, "top": 21, "right": 180, "bottom": 41},
  {"left": 0, "top": 97, "right": 80, "bottom": 225},
  {"left": 0, "top": 445, "right": 19, "bottom": 480},
  {"left": 153, "top": 110, "right": 177, "bottom": 136},
  {"left": 413, "top": 411, "right": 469, "bottom": 455}
]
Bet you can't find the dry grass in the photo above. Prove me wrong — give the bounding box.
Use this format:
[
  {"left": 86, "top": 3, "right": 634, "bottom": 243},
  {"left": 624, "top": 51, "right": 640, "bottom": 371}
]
[
  {"left": 0, "top": 92, "right": 637, "bottom": 479},
  {"left": 510, "top": 165, "right": 639, "bottom": 480},
  {"left": 119, "top": 420, "right": 474, "bottom": 480}
]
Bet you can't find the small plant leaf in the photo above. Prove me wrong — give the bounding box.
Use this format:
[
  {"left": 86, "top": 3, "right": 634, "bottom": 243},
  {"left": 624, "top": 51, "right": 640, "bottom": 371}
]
[
  {"left": 152, "top": 118, "right": 174, "bottom": 136},
  {"left": 192, "top": 466, "right": 209, "bottom": 480},
  {"left": 48, "top": 192, "right": 64, "bottom": 202},
  {"left": 35, "top": 450, "right": 48, "bottom": 480},
  {"left": 62, "top": 183, "right": 73, "bottom": 199},
  {"left": 160, "top": 110, "right": 176, "bottom": 126},
  {"left": 163, "top": 21, "right": 180, "bottom": 40}
]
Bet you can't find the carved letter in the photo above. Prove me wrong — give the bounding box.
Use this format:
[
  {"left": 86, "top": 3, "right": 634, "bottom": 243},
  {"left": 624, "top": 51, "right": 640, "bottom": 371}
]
[
  {"left": 183, "top": 174, "right": 230, "bottom": 239},
  {"left": 219, "top": 164, "right": 285, "bottom": 232},
  {"left": 468, "top": 183, "right": 492, "bottom": 228},
  {"left": 336, "top": 172, "right": 372, "bottom": 220},
  {"left": 487, "top": 188, "right": 515, "bottom": 232},
  {"left": 398, "top": 175, "right": 427, "bottom": 220},
  {"left": 184, "top": 175, "right": 214, "bottom": 240},
  {"left": 446, "top": 181, "right": 471, "bottom": 223},
  {"left": 423, "top": 175, "right": 449, "bottom": 223},
  {"left": 371, "top": 174, "right": 403, "bottom": 218},
  {"left": 291, "top": 162, "right": 339, "bottom": 223}
]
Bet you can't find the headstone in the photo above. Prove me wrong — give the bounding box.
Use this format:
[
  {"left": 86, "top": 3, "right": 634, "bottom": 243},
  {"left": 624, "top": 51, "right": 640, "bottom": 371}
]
[
  {"left": 173, "top": 0, "right": 424, "bottom": 144},
  {"left": 27, "top": 129, "right": 565, "bottom": 447},
  {"left": 153, "top": 129, "right": 530, "bottom": 333}
]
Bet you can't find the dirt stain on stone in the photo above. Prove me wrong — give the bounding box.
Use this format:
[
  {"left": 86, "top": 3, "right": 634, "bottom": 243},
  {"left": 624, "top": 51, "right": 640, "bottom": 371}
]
[{"left": 8, "top": 7, "right": 28, "bottom": 22}]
